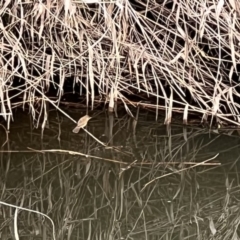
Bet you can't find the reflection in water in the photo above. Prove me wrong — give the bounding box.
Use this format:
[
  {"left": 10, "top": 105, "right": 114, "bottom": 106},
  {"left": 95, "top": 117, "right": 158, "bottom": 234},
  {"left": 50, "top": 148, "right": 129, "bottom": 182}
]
[{"left": 0, "top": 110, "right": 240, "bottom": 239}]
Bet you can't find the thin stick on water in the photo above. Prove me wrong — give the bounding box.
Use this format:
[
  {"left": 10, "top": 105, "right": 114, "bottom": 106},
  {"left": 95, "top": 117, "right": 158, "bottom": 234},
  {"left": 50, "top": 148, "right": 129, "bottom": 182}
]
[{"left": 141, "top": 153, "right": 219, "bottom": 192}]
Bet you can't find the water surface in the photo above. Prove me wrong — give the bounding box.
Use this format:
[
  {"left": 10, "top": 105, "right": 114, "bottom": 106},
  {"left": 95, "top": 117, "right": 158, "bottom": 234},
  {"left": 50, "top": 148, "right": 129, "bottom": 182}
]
[{"left": 0, "top": 109, "right": 240, "bottom": 240}]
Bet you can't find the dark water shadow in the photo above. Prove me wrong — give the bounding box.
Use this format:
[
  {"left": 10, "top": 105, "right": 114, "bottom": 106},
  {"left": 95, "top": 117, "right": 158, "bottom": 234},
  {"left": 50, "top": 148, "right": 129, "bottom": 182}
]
[{"left": 1, "top": 109, "right": 240, "bottom": 239}]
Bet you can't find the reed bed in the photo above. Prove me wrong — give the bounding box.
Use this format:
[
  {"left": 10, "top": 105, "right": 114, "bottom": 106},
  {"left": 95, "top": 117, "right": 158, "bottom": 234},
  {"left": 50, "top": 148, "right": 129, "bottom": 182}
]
[
  {"left": 0, "top": 110, "right": 240, "bottom": 239},
  {"left": 1, "top": 1, "right": 240, "bottom": 127}
]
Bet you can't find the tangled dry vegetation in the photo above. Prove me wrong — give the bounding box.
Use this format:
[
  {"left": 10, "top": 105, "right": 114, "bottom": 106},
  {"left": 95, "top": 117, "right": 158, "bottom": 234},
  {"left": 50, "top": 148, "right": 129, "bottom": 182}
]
[{"left": 0, "top": 0, "right": 240, "bottom": 126}]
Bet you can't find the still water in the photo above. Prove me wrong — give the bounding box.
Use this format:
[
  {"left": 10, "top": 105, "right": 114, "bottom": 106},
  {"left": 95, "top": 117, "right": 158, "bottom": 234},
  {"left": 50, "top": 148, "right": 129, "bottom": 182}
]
[{"left": 0, "top": 109, "right": 240, "bottom": 240}]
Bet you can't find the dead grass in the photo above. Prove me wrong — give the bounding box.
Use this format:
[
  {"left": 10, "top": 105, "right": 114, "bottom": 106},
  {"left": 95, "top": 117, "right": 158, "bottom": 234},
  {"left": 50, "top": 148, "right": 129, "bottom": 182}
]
[{"left": 0, "top": 1, "right": 240, "bottom": 128}]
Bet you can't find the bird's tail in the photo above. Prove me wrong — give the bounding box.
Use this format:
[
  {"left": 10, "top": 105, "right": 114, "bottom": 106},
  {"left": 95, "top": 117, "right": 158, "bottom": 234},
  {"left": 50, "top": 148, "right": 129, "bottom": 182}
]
[{"left": 72, "top": 126, "right": 81, "bottom": 133}]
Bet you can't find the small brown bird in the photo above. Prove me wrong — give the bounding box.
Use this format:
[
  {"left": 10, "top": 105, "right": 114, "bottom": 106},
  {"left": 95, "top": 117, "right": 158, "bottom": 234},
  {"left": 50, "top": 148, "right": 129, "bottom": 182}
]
[{"left": 72, "top": 115, "right": 92, "bottom": 133}]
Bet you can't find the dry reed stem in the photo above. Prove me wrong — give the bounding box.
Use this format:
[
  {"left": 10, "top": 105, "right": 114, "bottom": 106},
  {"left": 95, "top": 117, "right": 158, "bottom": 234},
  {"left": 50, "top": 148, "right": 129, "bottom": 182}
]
[
  {"left": 0, "top": 1, "right": 240, "bottom": 128},
  {"left": 141, "top": 153, "right": 219, "bottom": 192}
]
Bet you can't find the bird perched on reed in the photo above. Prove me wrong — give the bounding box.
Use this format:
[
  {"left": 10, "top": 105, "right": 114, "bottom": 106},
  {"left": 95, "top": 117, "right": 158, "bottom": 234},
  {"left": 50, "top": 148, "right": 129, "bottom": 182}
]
[{"left": 72, "top": 115, "right": 92, "bottom": 133}]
